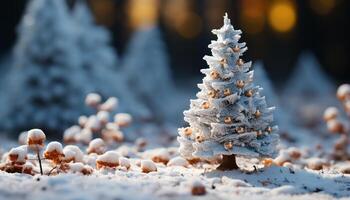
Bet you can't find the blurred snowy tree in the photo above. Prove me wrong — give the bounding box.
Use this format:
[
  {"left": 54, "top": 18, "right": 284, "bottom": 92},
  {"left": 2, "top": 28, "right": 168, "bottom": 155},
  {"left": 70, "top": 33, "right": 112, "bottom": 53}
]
[
  {"left": 72, "top": 0, "right": 151, "bottom": 121},
  {"left": 282, "top": 52, "right": 337, "bottom": 129},
  {"left": 122, "top": 25, "right": 176, "bottom": 123},
  {"left": 178, "top": 14, "right": 279, "bottom": 170},
  {"left": 0, "top": 0, "right": 89, "bottom": 135},
  {"left": 72, "top": 0, "right": 118, "bottom": 97},
  {"left": 254, "top": 61, "right": 314, "bottom": 145}
]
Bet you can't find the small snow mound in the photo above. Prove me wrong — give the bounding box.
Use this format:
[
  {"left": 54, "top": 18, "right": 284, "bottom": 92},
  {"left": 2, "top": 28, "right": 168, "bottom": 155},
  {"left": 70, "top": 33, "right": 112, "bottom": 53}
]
[
  {"left": 85, "top": 93, "right": 101, "bottom": 107},
  {"left": 324, "top": 107, "right": 339, "bottom": 121},
  {"left": 97, "top": 111, "right": 109, "bottom": 124},
  {"left": 85, "top": 116, "right": 101, "bottom": 131},
  {"left": 45, "top": 141, "right": 63, "bottom": 153},
  {"left": 87, "top": 138, "right": 106, "bottom": 154},
  {"left": 306, "top": 157, "right": 328, "bottom": 170},
  {"left": 27, "top": 129, "right": 46, "bottom": 142},
  {"left": 114, "top": 113, "right": 132, "bottom": 127},
  {"left": 167, "top": 156, "right": 189, "bottom": 167},
  {"left": 96, "top": 151, "right": 120, "bottom": 163},
  {"left": 69, "top": 162, "right": 84, "bottom": 172},
  {"left": 78, "top": 116, "right": 88, "bottom": 127},
  {"left": 64, "top": 125, "right": 81, "bottom": 142},
  {"left": 8, "top": 146, "right": 27, "bottom": 163},
  {"left": 337, "top": 84, "right": 350, "bottom": 100},
  {"left": 221, "top": 176, "right": 251, "bottom": 187},
  {"left": 63, "top": 145, "right": 84, "bottom": 162},
  {"left": 18, "top": 131, "right": 28, "bottom": 145},
  {"left": 119, "top": 157, "right": 131, "bottom": 169},
  {"left": 144, "top": 148, "right": 170, "bottom": 164},
  {"left": 99, "top": 97, "right": 118, "bottom": 112},
  {"left": 75, "top": 129, "right": 92, "bottom": 144},
  {"left": 141, "top": 160, "right": 157, "bottom": 173},
  {"left": 270, "top": 185, "right": 302, "bottom": 195}
]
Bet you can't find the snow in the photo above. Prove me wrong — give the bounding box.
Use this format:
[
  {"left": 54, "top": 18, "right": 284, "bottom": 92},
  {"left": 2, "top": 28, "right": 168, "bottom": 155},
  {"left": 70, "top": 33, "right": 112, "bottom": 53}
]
[
  {"left": 323, "top": 107, "right": 339, "bottom": 121},
  {"left": 63, "top": 145, "right": 84, "bottom": 163},
  {"left": 75, "top": 129, "right": 93, "bottom": 144},
  {"left": 167, "top": 156, "right": 189, "bottom": 167},
  {"left": 68, "top": 162, "right": 84, "bottom": 173},
  {"left": 0, "top": 164, "right": 349, "bottom": 199},
  {"left": 27, "top": 129, "right": 46, "bottom": 143},
  {"left": 18, "top": 131, "right": 28, "bottom": 145},
  {"left": 337, "top": 84, "right": 350, "bottom": 100},
  {"left": 87, "top": 138, "right": 106, "bottom": 155},
  {"left": 114, "top": 113, "right": 132, "bottom": 127},
  {"left": 96, "top": 151, "right": 120, "bottom": 164},
  {"left": 8, "top": 146, "right": 27, "bottom": 163},
  {"left": 45, "top": 142, "right": 63, "bottom": 153},
  {"left": 119, "top": 157, "right": 131, "bottom": 170},
  {"left": 85, "top": 93, "right": 102, "bottom": 107},
  {"left": 63, "top": 125, "right": 81, "bottom": 143},
  {"left": 85, "top": 116, "right": 101, "bottom": 131},
  {"left": 96, "top": 111, "right": 110, "bottom": 124},
  {"left": 99, "top": 97, "right": 118, "bottom": 112},
  {"left": 78, "top": 115, "right": 88, "bottom": 127},
  {"left": 140, "top": 160, "right": 157, "bottom": 173}
]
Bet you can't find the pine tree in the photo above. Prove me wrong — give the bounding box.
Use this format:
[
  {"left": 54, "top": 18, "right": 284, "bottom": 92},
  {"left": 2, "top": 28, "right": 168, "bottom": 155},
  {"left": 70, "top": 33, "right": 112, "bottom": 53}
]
[
  {"left": 1, "top": 0, "right": 88, "bottom": 134},
  {"left": 122, "top": 25, "right": 175, "bottom": 123},
  {"left": 282, "top": 51, "right": 336, "bottom": 128},
  {"left": 177, "top": 14, "right": 279, "bottom": 170},
  {"left": 72, "top": 0, "right": 118, "bottom": 97}
]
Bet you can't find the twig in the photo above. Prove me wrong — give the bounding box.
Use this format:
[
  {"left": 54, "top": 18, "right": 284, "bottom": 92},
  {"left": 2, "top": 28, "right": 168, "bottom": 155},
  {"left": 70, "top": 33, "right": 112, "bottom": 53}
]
[{"left": 36, "top": 146, "right": 43, "bottom": 175}]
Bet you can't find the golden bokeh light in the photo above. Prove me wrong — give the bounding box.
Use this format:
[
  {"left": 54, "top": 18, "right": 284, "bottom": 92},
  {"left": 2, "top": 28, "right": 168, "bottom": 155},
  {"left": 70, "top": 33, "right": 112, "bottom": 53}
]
[
  {"left": 309, "top": 0, "right": 336, "bottom": 15},
  {"left": 163, "top": 0, "right": 202, "bottom": 39},
  {"left": 240, "top": 0, "right": 267, "bottom": 34},
  {"left": 127, "top": 0, "right": 159, "bottom": 29},
  {"left": 268, "top": 1, "right": 297, "bottom": 33}
]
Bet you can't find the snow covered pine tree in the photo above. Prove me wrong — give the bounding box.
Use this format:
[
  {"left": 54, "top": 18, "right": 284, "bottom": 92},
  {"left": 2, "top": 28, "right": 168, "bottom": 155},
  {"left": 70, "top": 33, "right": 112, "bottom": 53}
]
[
  {"left": 178, "top": 14, "right": 279, "bottom": 170},
  {"left": 1, "top": 0, "right": 88, "bottom": 134}
]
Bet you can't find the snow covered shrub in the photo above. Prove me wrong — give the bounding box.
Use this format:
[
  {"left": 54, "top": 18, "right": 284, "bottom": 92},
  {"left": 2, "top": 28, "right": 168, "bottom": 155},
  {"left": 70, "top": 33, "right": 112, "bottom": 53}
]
[
  {"left": 177, "top": 14, "right": 278, "bottom": 170},
  {"left": 44, "top": 141, "right": 65, "bottom": 164},
  {"left": 27, "top": 129, "right": 46, "bottom": 175},
  {"left": 63, "top": 145, "right": 84, "bottom": 163},
  {"left": 323, "top": 84, "right": 350, "bottom": 160},
  {"left": 273, "top": 147, "right": 303, "bottom": 167},
  {"left": 87, "top": 138, "right": 106, "bottom": 155},
  {"left": 0, "top": 146, "right": 28, "bottom": 174},
  {"left": 96, "top": 151, "right": 120, "bottom": 170},
  {"left": 167, "top": 156, "right": 189, "bottom": 168},
  {"left": 140, "top": 160, "right": 157, "bottom": 173},
  {"left": 63, "top": 93, "right": 132, "bottom": 145},
  {"left": 119, "top": 157, "right": 131, "bottom": 170}
]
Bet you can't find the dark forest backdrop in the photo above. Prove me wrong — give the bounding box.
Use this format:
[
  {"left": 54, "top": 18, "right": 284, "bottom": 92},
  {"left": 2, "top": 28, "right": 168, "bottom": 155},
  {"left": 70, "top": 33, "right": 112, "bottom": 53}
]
[{"left": 1, "top": 0, "right": 349, "bottom": 85}]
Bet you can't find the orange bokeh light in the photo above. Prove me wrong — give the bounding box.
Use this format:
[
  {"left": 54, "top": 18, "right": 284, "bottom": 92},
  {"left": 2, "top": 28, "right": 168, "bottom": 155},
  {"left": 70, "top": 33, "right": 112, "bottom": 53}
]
[{"left": 268, "top": 1, "right": 297, "bottom": 33}]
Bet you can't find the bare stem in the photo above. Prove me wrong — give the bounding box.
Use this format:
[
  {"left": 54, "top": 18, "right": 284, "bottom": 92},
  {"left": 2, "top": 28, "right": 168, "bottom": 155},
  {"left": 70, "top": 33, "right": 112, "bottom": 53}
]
[
  {"left": 36, "top": 146, "right": 43, "bottom": 175},
  {"left": 47, "top": 166, "right": 57, "bottom": 176}
]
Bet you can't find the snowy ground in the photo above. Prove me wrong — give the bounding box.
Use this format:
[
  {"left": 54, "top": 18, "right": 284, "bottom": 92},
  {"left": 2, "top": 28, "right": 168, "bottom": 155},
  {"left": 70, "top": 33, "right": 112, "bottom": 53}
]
[
  {"left": 1, "top": 132, "right": 350, "bottom": 200},
  {"left": 1, "top": 163, "right": 350, "bottom": 200}
]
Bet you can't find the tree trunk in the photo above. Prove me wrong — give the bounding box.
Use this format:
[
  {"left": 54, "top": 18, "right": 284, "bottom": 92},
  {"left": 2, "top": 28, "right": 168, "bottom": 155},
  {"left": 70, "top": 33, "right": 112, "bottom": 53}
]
[{"left": 216, "top": 155, "right": 239, "bottom": 170}]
